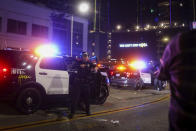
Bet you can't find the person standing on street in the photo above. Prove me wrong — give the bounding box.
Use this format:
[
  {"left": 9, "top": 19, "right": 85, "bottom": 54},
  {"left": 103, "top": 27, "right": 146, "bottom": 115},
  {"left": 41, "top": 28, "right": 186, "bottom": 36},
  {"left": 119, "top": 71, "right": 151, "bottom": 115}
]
[
  {"left": 156, "top": 30, "right": 196, "bottom": 131},
  {"left": 68, "top": 52, "right": 96, "bottom": 119}
]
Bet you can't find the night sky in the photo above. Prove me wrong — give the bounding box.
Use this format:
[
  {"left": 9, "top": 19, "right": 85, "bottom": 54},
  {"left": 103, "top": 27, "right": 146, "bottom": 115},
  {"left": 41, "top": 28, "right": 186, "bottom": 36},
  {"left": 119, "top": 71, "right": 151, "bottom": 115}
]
[
  {"left": 111, "top": 0, "right": 138, "bottom": 27},
  {"left": 110, "top": 0, "right": 193, "bottom": 27}
]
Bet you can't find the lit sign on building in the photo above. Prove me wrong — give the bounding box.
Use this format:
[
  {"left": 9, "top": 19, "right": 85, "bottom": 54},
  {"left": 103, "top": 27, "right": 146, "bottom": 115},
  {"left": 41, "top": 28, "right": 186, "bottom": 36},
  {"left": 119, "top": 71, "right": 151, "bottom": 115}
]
[{"left": 119, "top": 43, "right": 148, "bottom": 48}]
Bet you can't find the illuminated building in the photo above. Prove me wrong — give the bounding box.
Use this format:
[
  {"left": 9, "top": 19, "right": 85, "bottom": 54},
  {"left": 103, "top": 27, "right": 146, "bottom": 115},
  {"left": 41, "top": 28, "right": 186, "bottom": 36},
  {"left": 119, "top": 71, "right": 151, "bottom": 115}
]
[
  {"left": 88, "top": 0, "right": 111, "bottom": 60},
  {"left": 0, "top": 0, "right": 88, "bottom": 57}
]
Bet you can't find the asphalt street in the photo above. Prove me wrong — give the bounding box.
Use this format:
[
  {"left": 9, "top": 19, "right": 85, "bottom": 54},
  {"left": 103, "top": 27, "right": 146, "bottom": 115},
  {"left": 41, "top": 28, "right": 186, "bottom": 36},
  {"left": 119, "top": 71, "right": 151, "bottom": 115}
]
[
  {"left": 0, "top": 88, "right": 170, "bottom": 131},
  {"left": 17, "top": 98, "right": 169, "bottom": 131}
]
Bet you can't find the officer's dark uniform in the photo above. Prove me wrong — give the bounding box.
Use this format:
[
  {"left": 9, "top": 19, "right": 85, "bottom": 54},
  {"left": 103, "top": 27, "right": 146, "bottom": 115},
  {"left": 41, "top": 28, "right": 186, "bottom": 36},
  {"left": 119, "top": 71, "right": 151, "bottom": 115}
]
[{"left": 69, "top": 59, "right": 95, "bottom": 118}]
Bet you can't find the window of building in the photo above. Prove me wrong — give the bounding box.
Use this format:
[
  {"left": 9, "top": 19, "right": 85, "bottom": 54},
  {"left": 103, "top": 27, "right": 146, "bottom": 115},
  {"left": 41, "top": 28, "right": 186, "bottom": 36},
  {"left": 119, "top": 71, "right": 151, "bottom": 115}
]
[
  {"left": 32, "top": 24, "right": 48, "bottom": 38},
  {"left": 7, "top": 19, "right": 27, "bottom": 35},
  {"left": 40, "top": 57, "right": 67, "bottom": 71},
  {"left": 0, "top": 17, "right": 2, "bottom": 32}
]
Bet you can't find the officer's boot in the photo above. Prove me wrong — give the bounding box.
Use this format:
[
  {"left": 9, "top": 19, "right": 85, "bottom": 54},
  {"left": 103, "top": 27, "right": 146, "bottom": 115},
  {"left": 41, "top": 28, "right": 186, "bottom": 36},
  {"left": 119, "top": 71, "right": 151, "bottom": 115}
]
[
  {"left": 68, "top": 103, "right": 75, "bottom": 119},
  {"left": 86, "top": 104, "right": 90, "bottom": 116}
]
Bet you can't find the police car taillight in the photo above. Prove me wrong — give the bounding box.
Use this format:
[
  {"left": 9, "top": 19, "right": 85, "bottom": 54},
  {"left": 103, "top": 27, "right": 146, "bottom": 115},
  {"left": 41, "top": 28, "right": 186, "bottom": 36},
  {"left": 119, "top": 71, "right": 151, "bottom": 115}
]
[
  {"left": 0, "top": 67, "right": 9, "bottom": 74},
  {"left": 2, "top": 68, "right": 7, "bottom": 73},
  {"left": 126, "top": 72, "right": 130, "bottom": 77},
  {"left": 110, "top": 71, "right": 114, "bottom": 76}
]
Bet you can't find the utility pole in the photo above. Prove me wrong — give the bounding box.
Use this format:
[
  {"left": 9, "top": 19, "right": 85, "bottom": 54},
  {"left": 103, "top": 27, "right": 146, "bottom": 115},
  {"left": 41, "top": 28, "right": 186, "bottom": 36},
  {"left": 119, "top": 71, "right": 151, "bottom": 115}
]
[
  {"left": 107, "top": 0, "right": 111, "bottom": 31},
  {"left": 170, "top": 0, "right": 172, "bottom": 25},
  {"left": 137, "top": 0, "right": 139, "bottom": 25},
  {"left": 140, "top": 0, "right": 143, "bottom": 27},
  {"left": 94, "top": 0, "right": 97, "bottom": 31},
  {"left": 193, "top": 0, "right": 196, "bottom": 21},
  {"left": 99, "top": 1, "right": 101, "bottom": 32},
  {"left": 70, "top": 15, "right": 73, "bottom": 57}
]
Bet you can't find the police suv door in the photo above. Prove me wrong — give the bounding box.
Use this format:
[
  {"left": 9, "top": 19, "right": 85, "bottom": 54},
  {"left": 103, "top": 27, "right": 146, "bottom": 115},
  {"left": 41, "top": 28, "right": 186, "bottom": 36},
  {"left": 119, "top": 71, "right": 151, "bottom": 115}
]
[
  {"left": 35, "top": 56, "right": 69, "bottom": 95},
  {"left": 140, "top": 69, "right": 151, "bottom": 84}
]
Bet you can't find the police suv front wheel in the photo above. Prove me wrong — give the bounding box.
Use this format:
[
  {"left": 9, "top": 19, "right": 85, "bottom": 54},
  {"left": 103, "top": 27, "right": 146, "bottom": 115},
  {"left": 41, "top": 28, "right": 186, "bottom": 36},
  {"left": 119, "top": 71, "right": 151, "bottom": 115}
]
[
  {"left": 96, "top": 85, "right": 109, "bottom": 105},
  {"left": 16, "top": 88, "right": 42, "bottom": 114}
]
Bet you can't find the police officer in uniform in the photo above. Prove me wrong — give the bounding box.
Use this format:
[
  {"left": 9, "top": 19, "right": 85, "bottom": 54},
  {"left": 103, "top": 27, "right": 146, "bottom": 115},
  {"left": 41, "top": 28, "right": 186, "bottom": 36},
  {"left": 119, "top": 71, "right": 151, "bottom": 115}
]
[{"left": 68, "top": 52, "right": 96, "bottom": 119}]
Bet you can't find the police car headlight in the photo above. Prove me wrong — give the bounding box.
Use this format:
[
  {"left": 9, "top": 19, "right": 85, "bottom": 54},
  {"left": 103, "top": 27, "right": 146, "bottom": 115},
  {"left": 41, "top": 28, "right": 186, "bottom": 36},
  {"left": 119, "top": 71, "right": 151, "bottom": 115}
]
[{"left": 106, "top": 77, "right": 110, "bottom": 86}]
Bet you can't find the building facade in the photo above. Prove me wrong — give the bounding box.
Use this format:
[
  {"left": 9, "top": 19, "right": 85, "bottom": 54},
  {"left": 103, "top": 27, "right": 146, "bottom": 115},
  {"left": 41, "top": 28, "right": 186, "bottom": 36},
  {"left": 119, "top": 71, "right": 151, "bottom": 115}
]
[
  {"left": 111, "top": 27, "right": 189, "bottom": 61},
  {"left": 157, "top": 0, "right": 194, "bottom": 24},
  {"left": 88, "top": 31, "right": 108, "bottom": 60},
  {"left": 87, "top": 0, "right": 111, "bottom": 60},
  {"left": 111, "top": 31, "right": 157, "bottom": 61},
  {"left": 0, "top": 0, "right": 88, "bottom": 56}
]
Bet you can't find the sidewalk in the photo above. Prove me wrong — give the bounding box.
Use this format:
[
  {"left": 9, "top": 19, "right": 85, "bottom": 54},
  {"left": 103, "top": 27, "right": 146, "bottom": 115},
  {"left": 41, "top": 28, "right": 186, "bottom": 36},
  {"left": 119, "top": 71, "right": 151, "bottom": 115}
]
[
  {"left": 91, "top": 87, "right": 170, "bottom": 113},
  {"left": 109, "top": 87, "right": 169, "bottom": 101}
]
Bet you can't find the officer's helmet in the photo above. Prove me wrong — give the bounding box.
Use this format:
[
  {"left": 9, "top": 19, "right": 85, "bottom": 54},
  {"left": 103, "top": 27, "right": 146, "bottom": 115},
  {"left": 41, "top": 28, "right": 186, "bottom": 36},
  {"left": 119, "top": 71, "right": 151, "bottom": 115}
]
[
  {"left": 80, "top": 52, "right": 89, "bottom": 61},
  {"left": 80, "top": 52, "right": 89, "bottom": 58}
]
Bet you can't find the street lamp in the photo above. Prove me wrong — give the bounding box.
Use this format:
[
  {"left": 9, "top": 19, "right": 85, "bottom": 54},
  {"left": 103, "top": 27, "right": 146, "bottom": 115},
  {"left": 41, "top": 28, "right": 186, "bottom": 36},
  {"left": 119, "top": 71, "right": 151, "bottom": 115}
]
[
  {"left": 116, "top": 25, "right": 122, "bottom": 30},
  {"left": 160, "top": 23, "right": 164, "bottom": 27},
  {"left": 146, "top": 24, "right": 150, "bottom": 28},
  {"left": 162, "top": 36, "right": 170, "bottom": 43},
  {"left": 70, "top": 2, "right": 90, "bottom": 57},
  {"left": 78, "top": 2, "right": 90, "bottom": 14},
  {"left": 182, "top": 23, "right": 185, "bottom": 27},
  {"left": 136, "top": 25, "right": 140, "bottom": 30}
]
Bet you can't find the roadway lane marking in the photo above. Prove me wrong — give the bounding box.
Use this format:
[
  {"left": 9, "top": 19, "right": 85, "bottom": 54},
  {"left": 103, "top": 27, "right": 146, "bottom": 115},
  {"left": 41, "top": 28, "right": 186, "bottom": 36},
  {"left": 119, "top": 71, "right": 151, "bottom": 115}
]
[{"left": 0, "top": 95, "right": 170, "bottom": 131}]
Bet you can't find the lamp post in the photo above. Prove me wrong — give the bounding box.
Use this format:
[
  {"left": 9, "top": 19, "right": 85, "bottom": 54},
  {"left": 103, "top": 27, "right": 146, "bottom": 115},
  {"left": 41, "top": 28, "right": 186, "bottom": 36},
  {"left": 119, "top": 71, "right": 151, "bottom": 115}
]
[
  {"left": 193, "top": 0, "right": 196, "bottom": 21},
  {"left": 70, "top": 2, "right": 90, "bottom": 57},
  {"left": 170, "top": 0, "right": 172, "bottom": 26},
  {"left": 162, "top": 36, "right": 170, "bottom": 43},
  {"left": 116, "top": 25, "right": 122, "bottom": 31},
  {"left": 70, "top": 15, "right": 74, "bottom": 57}
]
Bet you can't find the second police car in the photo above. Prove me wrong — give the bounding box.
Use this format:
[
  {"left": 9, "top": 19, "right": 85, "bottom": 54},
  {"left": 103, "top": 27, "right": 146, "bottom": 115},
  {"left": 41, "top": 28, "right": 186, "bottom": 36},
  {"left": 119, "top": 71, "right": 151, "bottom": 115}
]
[
  {"left": 0, "top": 47, "right": 110, "bottom": 114},
  {"left": 108, "top": 60, "right": 166, "bottom": 90}
]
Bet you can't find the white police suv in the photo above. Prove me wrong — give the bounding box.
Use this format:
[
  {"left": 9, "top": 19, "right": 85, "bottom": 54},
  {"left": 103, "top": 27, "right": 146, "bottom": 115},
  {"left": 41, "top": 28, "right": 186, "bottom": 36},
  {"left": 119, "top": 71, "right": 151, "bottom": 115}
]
[{"left": 0, "top": 50, "right": 109, "bottom": 114}]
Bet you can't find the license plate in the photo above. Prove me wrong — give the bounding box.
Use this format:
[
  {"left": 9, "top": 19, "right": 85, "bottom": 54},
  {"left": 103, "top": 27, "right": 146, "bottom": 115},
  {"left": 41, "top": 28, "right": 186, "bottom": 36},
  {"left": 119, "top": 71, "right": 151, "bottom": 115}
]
[
  {"left": 121, "top": 77, "right": 126, "bottom": 79},
  {"left": 116, "top": 74, "right": 120, "bottom": 77}
]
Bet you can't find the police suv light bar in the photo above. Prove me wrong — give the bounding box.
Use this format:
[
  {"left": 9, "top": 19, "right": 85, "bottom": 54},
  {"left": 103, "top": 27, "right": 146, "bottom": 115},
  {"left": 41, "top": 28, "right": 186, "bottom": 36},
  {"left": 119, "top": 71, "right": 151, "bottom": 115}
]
[{"left": 35, "top": 45, "right": 58, "bottom": 57}]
